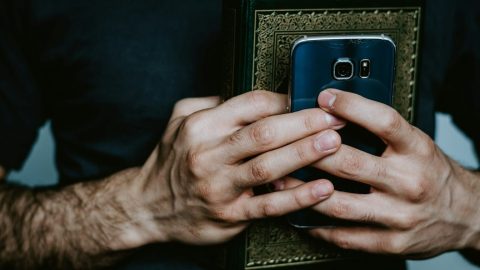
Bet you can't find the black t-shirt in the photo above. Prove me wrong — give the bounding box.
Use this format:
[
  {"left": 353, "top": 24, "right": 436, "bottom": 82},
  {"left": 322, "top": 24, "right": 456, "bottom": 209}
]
[
  {"left": 427, "top": 0, "right": 480, "bottom": 154},
  {"left": 0, "top": 0, "right": 223, "bottom": 184},
  {"left": 0, "top": 0, "right": 478, "bottom": 269}
]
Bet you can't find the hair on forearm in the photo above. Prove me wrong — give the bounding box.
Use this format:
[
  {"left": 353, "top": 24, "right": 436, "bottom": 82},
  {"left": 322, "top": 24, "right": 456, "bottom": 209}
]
[{"left": 0, "top": 169, "right": 141, "bottom": 270}]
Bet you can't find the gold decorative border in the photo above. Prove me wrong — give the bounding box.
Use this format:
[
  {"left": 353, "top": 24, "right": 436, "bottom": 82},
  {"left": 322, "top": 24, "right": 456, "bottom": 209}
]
[
  {"left": 252, "top": 7, "right": 421, "bottom": 122},
  {"left": 245, "top": 7, "right": 421, "bottom": 269}
]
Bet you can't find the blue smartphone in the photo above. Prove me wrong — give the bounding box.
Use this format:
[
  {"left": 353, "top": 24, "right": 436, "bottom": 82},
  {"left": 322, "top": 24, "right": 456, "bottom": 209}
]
[{"left": 287, "top": 35, "right": 396, "bottom": 228}]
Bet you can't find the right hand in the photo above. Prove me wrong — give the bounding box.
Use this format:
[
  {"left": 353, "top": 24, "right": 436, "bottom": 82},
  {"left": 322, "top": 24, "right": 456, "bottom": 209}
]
[{"left": 132, "top": 91, "right": 345, "bottom": 246}]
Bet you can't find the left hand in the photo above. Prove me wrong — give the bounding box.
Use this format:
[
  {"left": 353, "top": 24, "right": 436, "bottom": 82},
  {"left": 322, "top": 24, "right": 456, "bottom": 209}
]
[{"left": 276, "top": 88, "right": 480, "bottom": 258}]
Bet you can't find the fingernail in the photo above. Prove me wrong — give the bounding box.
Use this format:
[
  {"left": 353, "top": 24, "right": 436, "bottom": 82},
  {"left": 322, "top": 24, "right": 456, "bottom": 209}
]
[
  {"left": 314, "top": 130, "right": 339, "bottom": 152},
  {"left": 312, "top": 182, "right": 333, "bottom": 199},
  {"left": 324, "top": 113, "right": 345, "bottom": 127},
  {"left": 319, "top": 90, "right": 337, "bottom": 109}
]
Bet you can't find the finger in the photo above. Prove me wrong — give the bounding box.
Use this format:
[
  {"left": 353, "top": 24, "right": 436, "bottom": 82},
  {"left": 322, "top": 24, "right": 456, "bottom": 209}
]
[
  {"left": 311, "top": 191, "right": 401, "bottom": 228},
  {"left": 271, "top": 176, "right": 305, "bottom": 191},
  {"left": 164, "top": 97, "right": 221, "bottom": 144},
  {"left": 313, "top": 144, "right": 394, "bottom": 191},
  {"left": 239, "top": 179, "right": 334, "bottom": 220},
  {"left": 234, "top": 130, "right": 341, "bottom": 189},
  {"left": 170, "top": 96, "right": 221, "bottom": 121},
  {"left": 318, "top": 89, "right": 415, "bottom": 152},
  {"left": 310, "top": 227, "right": 398, "bottom": 254},
  {"left": 214, "top": 90, "right": 288, "bottom": 126},
  {"left": 221, "top": 108, "right": 345, "bottom": 162}
]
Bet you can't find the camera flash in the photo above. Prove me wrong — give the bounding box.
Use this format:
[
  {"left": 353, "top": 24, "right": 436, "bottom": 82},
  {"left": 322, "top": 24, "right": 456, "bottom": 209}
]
[{"left": 360, "top": 59, "right": 371, "bottom": 78}]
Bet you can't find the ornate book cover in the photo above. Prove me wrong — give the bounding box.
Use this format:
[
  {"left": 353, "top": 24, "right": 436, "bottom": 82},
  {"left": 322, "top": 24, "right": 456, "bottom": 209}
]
[{"left": 219, "top": 0, "right": 424, "bottom": 269}]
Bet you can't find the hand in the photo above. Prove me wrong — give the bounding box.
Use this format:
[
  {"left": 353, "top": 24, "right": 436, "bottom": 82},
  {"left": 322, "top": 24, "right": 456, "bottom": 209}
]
[
  {"left": 277, "top": 89, "right": 480, "bottom": 258},
  {"left": 130, "top": 91, "right": 346, "bottom": 246}
]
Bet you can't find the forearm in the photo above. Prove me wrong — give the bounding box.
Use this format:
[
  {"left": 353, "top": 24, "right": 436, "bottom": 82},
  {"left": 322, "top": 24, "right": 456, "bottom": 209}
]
[
  {"left": 459, "top": 169, "right": 480, "bottom": 249},
  {"left": 0, "top": 168, "right": 163, "bottom": 270},
  {"left": 472, "top": 171, "right": 480, "bottom": 248},
  {"left": 458, "top": 169, "right": 480, "bottom": 265}
]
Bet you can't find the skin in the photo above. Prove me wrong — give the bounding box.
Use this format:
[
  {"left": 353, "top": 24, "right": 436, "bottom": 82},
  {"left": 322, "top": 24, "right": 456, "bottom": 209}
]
[
  {"left": 276, "top": 89, "right": 480, "bottom": 258},
  {"left": 0, "top": 90, "right": 343, "bottom": 269}
]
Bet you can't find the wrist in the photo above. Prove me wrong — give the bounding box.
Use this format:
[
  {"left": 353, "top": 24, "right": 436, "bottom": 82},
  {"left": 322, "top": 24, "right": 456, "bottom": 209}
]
[
  {"left": 109, "top": 167, "right": 172, "bottom": 250},
  {"left": 466, "top": 202, "right": 480, "bottom": 250},
  {"left": 455, "top": 167, "right": 480, "bottom": 250},
  {"left": 467, "top": 171, "right": 480, "bottom": 250}
]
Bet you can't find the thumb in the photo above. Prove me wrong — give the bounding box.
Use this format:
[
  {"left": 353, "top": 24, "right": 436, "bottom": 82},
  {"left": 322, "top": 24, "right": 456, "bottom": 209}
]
[
  {"left": 170, "top": 96, "right": 221, "bottom": 120},
  {"left": 162, "top": 96, "right": 221, "bottom": 146}
]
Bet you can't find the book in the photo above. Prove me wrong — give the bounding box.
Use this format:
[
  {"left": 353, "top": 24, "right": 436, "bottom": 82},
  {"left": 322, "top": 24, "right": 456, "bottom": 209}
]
[{"left": 219, "top": 0, "right": 424, "bottom": 269}]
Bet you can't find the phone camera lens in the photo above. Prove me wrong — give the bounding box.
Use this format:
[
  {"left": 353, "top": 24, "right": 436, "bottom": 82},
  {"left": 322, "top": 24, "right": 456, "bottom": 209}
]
[{"left": 333, "top": 59, "right": 354, "bottom": 80}]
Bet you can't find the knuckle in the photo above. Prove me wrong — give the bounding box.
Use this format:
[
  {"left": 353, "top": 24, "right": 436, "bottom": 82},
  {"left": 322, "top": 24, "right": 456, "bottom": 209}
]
[
  {"left": 358, "top": 211, "right": 376, "bottom": 224},
  {"left": 294, "top": 144, "right": 310, "bottom": 163},
  {"left": 331, "top": 232, "right": 352, "bottom": 250},
  {"left": 292, "top": 191, "right": 306, "bottom": 208},
  {"left": 250, "top": 123, "right": 275, "bottom": 146},
  {"left": 196, "top": 182, "right": 213, "bottom": 199},
  {"left": 227, "top": 129, "right": 244, "bottom": 146},
  {"left": 395, "top": 212, "right": 420, "bottom": 230},
  {"left": 261, "top": 200, "right": 280, "bottom": 217},
  {"left": 330, "top": 200, "right": 350, "bottom": 219},
  {"left": 242, "top": 207, "right": 255, "bottom": 221},
  {"left": 379, "top": 109, "right": 403, "bottom": 138},
  {"left": 186, "top": 150, "right": 200, "bottom": 168},
  {"left": 409, "top": 187, "right": 427, "bottom": 203},
  {"left": 247, "top": 90, "right": 273, "bottom": 114},
  {"left": 211, "top": 207, "right": 238, "bottom": 223},
  {"left": 405, "top": 177, "right": 430, "bottom": 202},
  {"left": 302, "top": 112, "right": 319, "bottom": 132},
  {"left": 373, "top": 161, "right": 388, "bottom": 182},
  {"left": 196, "top": 182, "right": 224, "bottom": 204},
  {"left": 249, "top": 159, "right": 271, "bottom": 183},
  {"left": 337, "top": 153, "right": 363, "bottom": 179},
  {"left": 415, "top": 135, "right": 436, "bottom": 157},
  {"left": 386, "top": 235, "right": 408, "bottom": 254},
  {"left": 186, "top": 150, "right": 208, "bottom": 177},
  {"left": 182, "top": 113, "right": 205, "bottom": 138}
]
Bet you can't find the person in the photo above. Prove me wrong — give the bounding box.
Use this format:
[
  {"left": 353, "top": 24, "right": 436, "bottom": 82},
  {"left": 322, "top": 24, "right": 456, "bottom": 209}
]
[
  {"left": 299, "top": 0, "right": 480, "bottom": 264},
  {"left": 0, "top": 0, "right": 478, "bottom": 270}
]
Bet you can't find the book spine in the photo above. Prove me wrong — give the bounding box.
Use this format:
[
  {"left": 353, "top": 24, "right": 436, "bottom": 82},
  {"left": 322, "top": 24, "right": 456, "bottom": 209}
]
[
  {"left": 221, "top": 0, "right": 239, "bottom": 100},
  {"left": 220, "top": 1, "right": 249, "bottom": 265},
  {"left": 221, "top": 0, "right": 257, "bottom": 100}
]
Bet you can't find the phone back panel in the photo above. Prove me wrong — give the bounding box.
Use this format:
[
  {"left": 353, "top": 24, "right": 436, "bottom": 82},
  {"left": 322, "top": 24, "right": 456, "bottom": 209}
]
[{"left": 288, "top": 36, "right": 396, "bottom": 227}]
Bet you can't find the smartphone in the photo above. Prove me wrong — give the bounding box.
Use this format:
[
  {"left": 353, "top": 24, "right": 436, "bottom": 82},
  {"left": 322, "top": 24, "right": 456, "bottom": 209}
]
[{"left": 287, "top": 35, "right": 396, "bottom": 228}]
